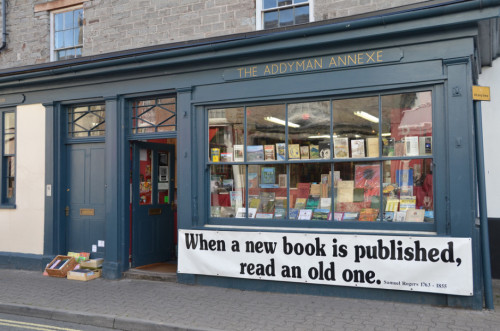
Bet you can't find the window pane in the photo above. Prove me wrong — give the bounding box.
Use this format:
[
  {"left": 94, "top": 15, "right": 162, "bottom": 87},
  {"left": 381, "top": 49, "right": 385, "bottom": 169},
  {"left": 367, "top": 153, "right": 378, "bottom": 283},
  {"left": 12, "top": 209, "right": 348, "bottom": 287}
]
[
  {"left": 263, "top": 11, "right": 279, "bottom": 29},
  {"left": 294, "top": 5, "right": 309, "bottom": 24},
  {"left": 279, "top": 8, "right": 294, "bottom": 27},
  {"left": 74, "top": 9, "right": 83, "bottom": 28},
  {"left": 382, "top": 159, "right": 433, "bottom": 223},
  {"left": 4, "top": 112, "right": 15, "bottom": 133},
  {"left": 6, "top": 156, "right": 15, "bottom": 178},
  {"left": 158, "top": 152, "right": 170, "bottom": 204},
  {"left": 75, "top": 27, "right": 83, "bottom": 46},
  {"left": 209, "top": 107, "right": 244, "bottom": 162},
  {"left": 64, "top": 29, "right": 74, "bottom": 47},
  {"left": 55, "top": 31, "right": 64, "bottom": 49},
  {"left": 4, "top": 134, "right": 15, "bottom": 155},
  {"left": 132, "top": 97, "right": 177, "bottom": 134},
  {"left": 264, "top": 0, "right": 277, "bottom": 9},
  {"left": 288, "top": 101, "right": 330, "bottom": 160},
  {"left": 55, "top": 13, "right": 64, "bottom": 31},
  {"left": 248, "top": 164, "right": 287, "bottom": 219},
  {"left": 211, "top": 164, "right": 246, "bottom": 218},
  {"left": 289, "top": 163, "right": 332, "bottom": 220},
  {"left": 294, "top": 0, "right": 308, "bottom": 3},
  {"left": 139, "top": 149, "right": 153, "bottom": 205},
  {"left": 63, "top": 11, "right": 74, "bottom": 30},
  {"left": 69, "top": 105, "right": 106, "bottom": 137},
  {"left": 381, "top": 91, "right": 432, "bottom": 157},
  {"left": 246, "top": 105, "right": 286, "bottom": 162},
  {"left": 75, "top": 47, "right": 82, "bottom": 57},
  {"left": 334, "top": 161, "right": 381, "bottom": 222},
  {"left": 278, "top": 0, "right": 293, "bottom": 6},
  {"left": 333, "top": 96, "right": 379, "bottom": 159}
]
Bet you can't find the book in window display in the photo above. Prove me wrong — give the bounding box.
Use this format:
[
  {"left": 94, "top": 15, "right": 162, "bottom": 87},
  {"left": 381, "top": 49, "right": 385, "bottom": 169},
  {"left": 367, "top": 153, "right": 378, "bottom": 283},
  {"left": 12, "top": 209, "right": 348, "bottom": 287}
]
[
  {"left": 366, "top": 137, "right": 379, "bottom": 157},
  {"left": 394, "top": 211, "right": 406, "bottom": 222},
  {"left": 406, "top": 209, "right": 425, "bottom": 222},
  {"left": 260, "top": 191, "right": 276, "bottom": 213},
  {"left": 382, "top": 137, "right": 395, "bottom": 156},
  {"left": 294, "top": 198, "right": 307, "bottom": 210},
  {"left": 394, "top": 140, "right": 405, "bottom": 156},
  {"left": 419, "top": 136, "right": 432, "bottom": 155},
  {"left": 300, "top": 146, "right": 310, "bottom": 159},
  {"left": 289, "top": 208, "right": 299, "bottom": 219},
  {"left": 274, "top": 208, "right": 286, "bottom": 219},
  {"left": 342, "top": 212, "right": 359, "bottom": 221},
  {"left": 310, "top": 183, "right": 321, "bottom": 196},
  {"left": 405, "top": 136, "right": 419, "bottom": 156},
  {"left": 396, "top": 169, "right": 413, "bottom": 196},
  {"left": 260, "top": 167, "right": 278, "bottom": 188},
  {"left": 264, "top": 145, "right": 276, "bottom": 161},
  {"left": 255, "top": 212, "right": 274, "bottom": 219},
  {"left": 247, "top": 208, "right": 257, "bottom": 218},
  {"left": 333, "top": 212, "right": 344, "bottom": 221},
  {"left": 399, "top": 196, "right": 417, "bottom": 210},
  {"left": 358, "top": 208, "right": 378, "bottom": 222},
  {"left": 235, "top": 207, "right": 246, "bottom": 218},
  {"left": 309, "top": 145, "right": 320, "bottom": 159},
  {"left": 312, "top": 209, "right": 329, "bottom": 221},
  {"left": 211, "top": 148, "right": 220, "bottom": 162},
  {"left": 297, "top": 182, "right": 311, "bottom": 199},
  {"left": 249, "top": 196, "right": 261, "bottom": 210},
  {"left": 220, "top": 207, "right": 235, "bottom": 218},
  {"left": 288, "top": 144, "right": 300, "bottom": 159},
  {"left": 220, "top": 152, "right": 233, "bottom": 162},
  {"left": 320, "top": 197, "right": 331, "bottom": 210},
  {"left": 350, "top": 139, "right": 365, "bottom": 158},
  {"left": 278, "top": 174, "right": 287, "bottom": 188},
  {"left": 337, "top": 180, "right": 354, "bottom": 203},
  {"left": 275, "top": 143, "right": 286, "bottom": 160},
  {"left": 306, "top": 195, "right": 320, "bottom": 210},
  {"left": 298, "top": 209, "right": 313, "bottom": 220},
  {"left": 319, "top": 141, "right": 331, "bottom": 159},
  {"left": 333, "top": 137, "right": 349, "bottom": 158},
  {"left": 247, "top": 145, "right": 265, "bottom": 161},
  {"left": 230, "top": 191, "right": 243, "bottom": 209},
  {"left": 354, "top": 164, "right": 380, "bottom": 191},
  {"left": 248, "top": 173, "right": 259, "bottom": 189},
  {"left": 233, "top": 145, "right": 244, "bottom": 162}
]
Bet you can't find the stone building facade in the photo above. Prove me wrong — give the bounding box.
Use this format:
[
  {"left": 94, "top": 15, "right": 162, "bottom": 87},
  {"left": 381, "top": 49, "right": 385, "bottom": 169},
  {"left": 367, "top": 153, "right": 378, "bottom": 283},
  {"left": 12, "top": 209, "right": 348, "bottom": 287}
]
[{"left": 0, "top": 0, "right": 428, "bottom": 69}]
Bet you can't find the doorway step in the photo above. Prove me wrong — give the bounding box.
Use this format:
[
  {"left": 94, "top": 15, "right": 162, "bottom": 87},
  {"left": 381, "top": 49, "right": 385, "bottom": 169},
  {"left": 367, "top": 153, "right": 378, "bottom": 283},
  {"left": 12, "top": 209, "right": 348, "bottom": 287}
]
[{"left": 123, "top": 262, "right": 177, "bottom": 282}]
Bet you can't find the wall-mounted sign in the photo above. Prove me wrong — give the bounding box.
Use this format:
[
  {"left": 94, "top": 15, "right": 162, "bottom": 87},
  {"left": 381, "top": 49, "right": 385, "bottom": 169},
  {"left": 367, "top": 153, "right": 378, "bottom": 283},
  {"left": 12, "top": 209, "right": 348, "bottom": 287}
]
[
  {"left": 179, "top": 230, "right": 472, "bottom": 296},
  {"left": 223, "top": 48, "right": 403, "bottom": 81},
  {"left": 472, "top": 86, "right": 490, "bottom": 101},
  {"left": 0, "top": 94, "right": 25, "bottom": 106}
]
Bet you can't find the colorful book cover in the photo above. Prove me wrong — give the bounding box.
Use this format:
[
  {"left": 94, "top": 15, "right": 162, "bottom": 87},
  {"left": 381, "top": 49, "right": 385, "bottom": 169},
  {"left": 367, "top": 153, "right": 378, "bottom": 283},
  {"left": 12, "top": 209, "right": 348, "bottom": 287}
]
[
  {"left": 211, "top": 148, "right": 220, "bottom": 162},
  {"left": 342, "top": 212, "right": 359, "bottom": 220},
  {"left": 333, "top": 137, "right": 349, "bottom": 158},
  {"left": 264, "top": 145, "right": 276, "bottom": 160},
  {"left": 359, "top": 208, "right": 378, "bottom": 221},
  {"left": 261, "top": 167, "right": 276, "bottom": 185},
  {"left": 220, "top": 152, "right": 233, "bottom": 162},
  {"left": 319, "top": 141, "right": 331, "bottom": 159},
  {"left": 289, "top": 208, "right": 299, "bottom": 220},
  {"left": 230, "top": 191, "right": 242, "bottom": 208},
  {"left": 288, "top": 144, "right": 300, "bottom": 159},
  {"left": 294, "top": 198, "right": 307, "bottom": 209},
  {"left": 312, "top": 208, "right": 329, "bottom": 220},
  {"left": 309, "top": 145, "right": 320, "bottom": 159},
  {"left": 276, "top": 143, "right": 286, "bottom": 160},
  {"left": 382, "top": 137, "right": 395, "bottom": 156},
  {"left": 247, "top": 145, "right": 264, "bottom": 161},
  {"left": 297, "top": 182, "right": 311, "bottom": 198},
  {"left": 333, "top": 212, "right": 344, "bottom": 221},
  {"left": 274, "top": 208, "right": 286, "bottom": 219},
  {"left": 300, "top": 146, "right": 310, "bottom": 159},
  {"left": 305, "top": 195, "right": 320, "bottom": 209},
  {"left": 255, "top": 212, "right": 274, "bottom": 219},
  {"left": 354, "top": 164, "right": 380, "bottom": 190}
]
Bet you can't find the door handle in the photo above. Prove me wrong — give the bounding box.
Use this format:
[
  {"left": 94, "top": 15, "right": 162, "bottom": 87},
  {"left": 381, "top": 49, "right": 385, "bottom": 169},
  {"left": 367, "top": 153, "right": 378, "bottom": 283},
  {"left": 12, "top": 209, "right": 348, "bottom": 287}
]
[{"left": 65, "top": 206, "right": 70, "bottom": 217}]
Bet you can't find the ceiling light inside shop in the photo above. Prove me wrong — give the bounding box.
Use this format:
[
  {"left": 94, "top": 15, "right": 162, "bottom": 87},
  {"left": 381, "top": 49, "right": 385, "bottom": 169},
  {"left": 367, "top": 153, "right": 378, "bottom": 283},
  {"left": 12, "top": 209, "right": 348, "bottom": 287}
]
[
  {"left": 264, "top": 116, "right": 300, "bottom": 128},
  {"left": 354, "top": 111, "right": 379, "bottom": 123},
  {"left": 381, "top": 132, "right": 391, "bottom": 136},
  {"left": 308, "top": 135, "right": 332, "bottom": 139}
]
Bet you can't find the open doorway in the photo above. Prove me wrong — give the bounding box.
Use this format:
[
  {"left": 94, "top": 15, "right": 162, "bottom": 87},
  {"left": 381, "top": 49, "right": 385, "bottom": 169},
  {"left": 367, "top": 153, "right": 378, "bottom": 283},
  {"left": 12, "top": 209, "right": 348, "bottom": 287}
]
[{"left": 129, "top": 138, "right": 177, "bottom": 274}]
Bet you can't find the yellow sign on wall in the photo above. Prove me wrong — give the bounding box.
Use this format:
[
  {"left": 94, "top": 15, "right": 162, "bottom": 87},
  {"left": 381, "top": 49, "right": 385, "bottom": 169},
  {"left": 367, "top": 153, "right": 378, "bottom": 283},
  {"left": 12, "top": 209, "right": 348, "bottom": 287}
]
[{"left": 472, "top": 86, "right": 490, "bottom": 101}]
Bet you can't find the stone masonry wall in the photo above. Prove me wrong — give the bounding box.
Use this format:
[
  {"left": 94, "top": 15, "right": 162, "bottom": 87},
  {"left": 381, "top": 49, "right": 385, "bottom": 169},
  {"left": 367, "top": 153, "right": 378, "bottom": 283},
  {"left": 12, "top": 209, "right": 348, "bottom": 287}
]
[{"left": 0, "top": 0, "right": 428, "bottom": 70}]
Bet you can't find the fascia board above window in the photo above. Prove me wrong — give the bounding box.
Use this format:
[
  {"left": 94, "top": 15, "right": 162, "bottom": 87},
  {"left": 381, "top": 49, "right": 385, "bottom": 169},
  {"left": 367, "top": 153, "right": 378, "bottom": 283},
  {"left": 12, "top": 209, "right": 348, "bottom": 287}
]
[{"left": 35, "top": 0, "right": 87, "bottom": 12}]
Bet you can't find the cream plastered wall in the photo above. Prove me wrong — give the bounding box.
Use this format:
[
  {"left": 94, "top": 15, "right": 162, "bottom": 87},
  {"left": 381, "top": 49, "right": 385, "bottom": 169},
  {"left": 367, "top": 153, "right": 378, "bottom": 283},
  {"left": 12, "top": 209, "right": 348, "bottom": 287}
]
[
  {"left": 479, "top": 59, "right": 500, "bottom": 218},
  {"left": 0, "top": 104, "right": 45, "bottom": 254}
]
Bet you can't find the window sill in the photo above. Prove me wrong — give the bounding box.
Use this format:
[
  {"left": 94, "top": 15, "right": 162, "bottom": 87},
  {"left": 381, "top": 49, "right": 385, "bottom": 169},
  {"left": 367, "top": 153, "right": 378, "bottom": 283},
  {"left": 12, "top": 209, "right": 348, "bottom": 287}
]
[{"left": 0, "top": 204, "right": 16, "bottom": 209}]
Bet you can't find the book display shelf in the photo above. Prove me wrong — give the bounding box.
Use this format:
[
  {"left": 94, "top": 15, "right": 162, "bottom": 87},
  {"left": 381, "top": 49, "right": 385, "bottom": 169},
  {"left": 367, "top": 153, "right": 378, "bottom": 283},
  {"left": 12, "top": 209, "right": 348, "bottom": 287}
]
[{"left": 208, "top": 91, "right": 434, "bottom": 223}]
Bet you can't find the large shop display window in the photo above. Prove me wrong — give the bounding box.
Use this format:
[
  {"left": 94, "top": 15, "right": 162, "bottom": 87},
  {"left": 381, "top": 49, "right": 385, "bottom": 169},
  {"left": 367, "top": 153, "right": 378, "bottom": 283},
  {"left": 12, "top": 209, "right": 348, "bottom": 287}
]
[{"left": 208, "top": 91, "right": 433, "bottom": 223}]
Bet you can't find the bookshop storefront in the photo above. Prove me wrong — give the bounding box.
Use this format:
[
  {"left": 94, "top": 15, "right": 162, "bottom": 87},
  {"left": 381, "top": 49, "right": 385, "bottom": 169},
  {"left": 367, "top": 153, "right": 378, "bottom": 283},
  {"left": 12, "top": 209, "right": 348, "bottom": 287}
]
[{"left": 0, "top": 0, "right": 498, "bottom": 310}]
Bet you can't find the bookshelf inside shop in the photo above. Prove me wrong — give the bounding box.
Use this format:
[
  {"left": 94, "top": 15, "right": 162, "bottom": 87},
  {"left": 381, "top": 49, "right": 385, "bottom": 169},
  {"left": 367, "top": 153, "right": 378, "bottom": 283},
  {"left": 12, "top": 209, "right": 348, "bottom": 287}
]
[{"left": 208, "top": 91, "right": 433, "bottom": 223}]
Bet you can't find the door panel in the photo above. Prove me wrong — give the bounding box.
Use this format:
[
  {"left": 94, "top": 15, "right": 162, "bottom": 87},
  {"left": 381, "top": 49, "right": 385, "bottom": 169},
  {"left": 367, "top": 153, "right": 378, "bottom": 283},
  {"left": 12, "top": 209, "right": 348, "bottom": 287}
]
[
  {"left": 132, "top": 142, "right": 175, "bottom": 267},
  {"left": 66, "top": 143, "right": 106, "bottom": 258}
]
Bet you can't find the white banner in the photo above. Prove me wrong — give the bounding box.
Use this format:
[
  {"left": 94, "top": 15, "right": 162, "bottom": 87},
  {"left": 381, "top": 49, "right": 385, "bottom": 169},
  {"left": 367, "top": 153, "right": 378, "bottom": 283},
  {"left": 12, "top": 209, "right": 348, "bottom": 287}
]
[{"left": 178, "top": 230, "right": 473, "bottom": 296}]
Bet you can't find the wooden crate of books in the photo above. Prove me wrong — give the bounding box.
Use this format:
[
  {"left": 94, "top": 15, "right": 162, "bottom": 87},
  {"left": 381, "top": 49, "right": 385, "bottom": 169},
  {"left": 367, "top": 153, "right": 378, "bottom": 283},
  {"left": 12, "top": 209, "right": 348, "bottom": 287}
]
[
  {"left": 45, "top": 255, "right": 77, "bottom": 278},
  {"left": 67, "top": 268, "right": 102, "bottom": 281}
]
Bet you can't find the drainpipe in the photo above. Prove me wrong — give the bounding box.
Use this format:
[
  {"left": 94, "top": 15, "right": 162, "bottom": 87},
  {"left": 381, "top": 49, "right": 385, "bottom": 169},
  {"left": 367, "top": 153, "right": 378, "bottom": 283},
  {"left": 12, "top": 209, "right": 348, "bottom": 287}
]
[
  {"left": 0, "top": 0, "right": 6, "bottom": 51},
  {"left": 474, "top": 101, "right": 494, "bottom": 310}
]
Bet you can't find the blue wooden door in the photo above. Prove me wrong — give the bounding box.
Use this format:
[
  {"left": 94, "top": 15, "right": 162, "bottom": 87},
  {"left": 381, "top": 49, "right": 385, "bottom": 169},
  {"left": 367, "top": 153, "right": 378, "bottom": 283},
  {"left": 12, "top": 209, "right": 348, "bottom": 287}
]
[
  {"left": 66, "top": 143, "right": 106, "bottom": 258},
  {"left": 132, "top": 142, "right": 175, "bottom": 267}
]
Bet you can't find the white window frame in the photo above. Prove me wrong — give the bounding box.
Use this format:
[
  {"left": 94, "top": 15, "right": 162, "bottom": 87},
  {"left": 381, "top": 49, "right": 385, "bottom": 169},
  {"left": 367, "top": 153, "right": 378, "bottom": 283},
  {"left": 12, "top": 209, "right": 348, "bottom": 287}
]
[
  {"left": 256, "top": 0, "right": 315, "bottom": 31},
  {"left": 50, "top": 5, "right": 84, "bottom": 62}
]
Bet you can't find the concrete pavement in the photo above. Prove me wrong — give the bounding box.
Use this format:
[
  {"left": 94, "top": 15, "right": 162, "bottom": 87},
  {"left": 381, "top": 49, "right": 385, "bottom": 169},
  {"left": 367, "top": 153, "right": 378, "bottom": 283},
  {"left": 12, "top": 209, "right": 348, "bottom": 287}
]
[{"left": 0, "top": 269, "right": 499, "bottom": 331}]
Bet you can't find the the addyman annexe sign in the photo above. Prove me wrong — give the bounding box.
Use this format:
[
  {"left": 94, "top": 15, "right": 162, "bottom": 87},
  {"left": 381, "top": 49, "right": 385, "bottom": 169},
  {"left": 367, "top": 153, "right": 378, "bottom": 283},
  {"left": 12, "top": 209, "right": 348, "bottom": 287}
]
[
  {"left": 223, "top": 48, "right": 404, "bottom": 80},
  {"left": 179, "top": 230, "right": 473, "bottom": 296}
]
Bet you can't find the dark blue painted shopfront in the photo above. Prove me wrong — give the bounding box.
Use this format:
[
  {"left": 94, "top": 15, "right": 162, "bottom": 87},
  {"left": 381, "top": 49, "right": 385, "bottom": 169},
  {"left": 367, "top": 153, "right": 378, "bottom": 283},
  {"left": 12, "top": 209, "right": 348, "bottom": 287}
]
[{"left": 0, "top": 0, "right": 499, "bottom": 310}]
